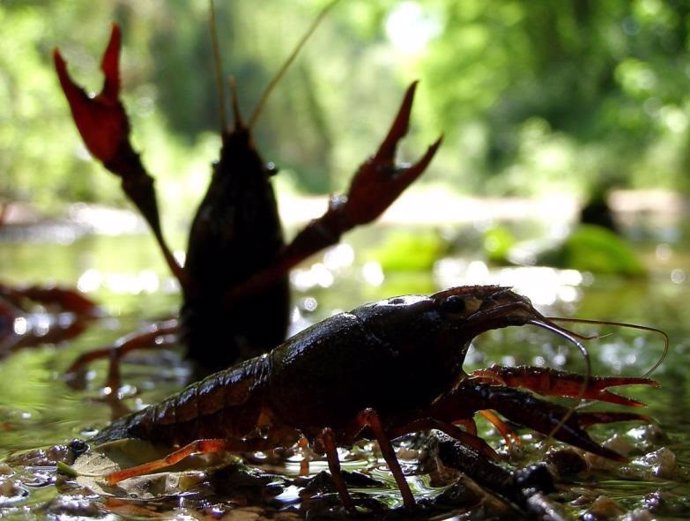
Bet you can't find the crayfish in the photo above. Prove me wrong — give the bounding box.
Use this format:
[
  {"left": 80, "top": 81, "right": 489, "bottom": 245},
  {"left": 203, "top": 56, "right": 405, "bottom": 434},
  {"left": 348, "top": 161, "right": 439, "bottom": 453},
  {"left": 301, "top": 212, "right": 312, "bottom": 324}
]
[
  {"left": 48, "top": 5, "right": 669, "bottom": 516},
  {"left": 0, "top": 282, "right": 100, "bottom": 355},
  {"left": 0, "top": 206, "right": 101, "bottom": 354},
  {"left": 53, "top": 8, "right": 441, "bottom": 381},
  {"left": 85, "top": 286, "right": 665, "bottom": 513}
]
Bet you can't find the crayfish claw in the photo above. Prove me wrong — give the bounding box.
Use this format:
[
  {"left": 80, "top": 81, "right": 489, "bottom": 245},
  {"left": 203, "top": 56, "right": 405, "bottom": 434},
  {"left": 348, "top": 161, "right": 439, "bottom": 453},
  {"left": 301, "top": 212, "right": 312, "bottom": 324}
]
[
  {"left": 242, "top": 82, "right": 441, "bottom": 303},
  {"left": 55, "top": 24, "right": 185, "bottom": 285},
  {"left": 342, "top": 82, "right": 442, "bottom": 226},
  {"left": 343, "top": 136, "right": 442, "bottom": 227},
  {"left": 471, "top": 365, "right": 658, "bottom": 407},
  {"left": 574, "top": 411, "right": 654, "bottom": 429},
  {"left": 374, "top": 81, "right": 419, "bottom": 161},
  {"left": 53, "top": 24, "right": 126, "bottom": 164}
]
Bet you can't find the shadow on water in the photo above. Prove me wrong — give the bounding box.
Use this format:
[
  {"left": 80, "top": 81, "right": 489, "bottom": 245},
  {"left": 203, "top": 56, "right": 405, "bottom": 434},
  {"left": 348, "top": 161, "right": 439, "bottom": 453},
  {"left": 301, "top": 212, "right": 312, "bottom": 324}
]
[{"left": 1, "top": 212, "right": 690, "bottom": 519}]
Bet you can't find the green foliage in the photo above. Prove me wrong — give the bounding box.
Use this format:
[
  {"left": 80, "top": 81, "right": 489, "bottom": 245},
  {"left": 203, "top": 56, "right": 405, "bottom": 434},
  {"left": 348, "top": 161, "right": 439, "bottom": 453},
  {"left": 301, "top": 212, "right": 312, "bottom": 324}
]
[
  {"left": 3, "top": 0, "right": 690, "bottom": 214},
  {"left": 482, "top": 225, "right": 516, "bottom": 264},
  {"left": 421, "top": 0, "right": 690, "bottom": 195},
  {"left": 537, "top": 224, "right": 647, "bottom": 277},
  {"left": 483, "top": 222, "right": 646, "bottom": 276},
  {"left": 366, "top": 229, "right": 448, "bottom": 271}
]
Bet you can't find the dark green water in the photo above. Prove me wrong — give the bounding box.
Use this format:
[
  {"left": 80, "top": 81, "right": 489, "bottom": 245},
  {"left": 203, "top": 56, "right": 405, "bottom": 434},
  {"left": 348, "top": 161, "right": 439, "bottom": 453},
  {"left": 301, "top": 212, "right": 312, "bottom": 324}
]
[{"left": 0, "top": 219, "right": 689, "bottom": 519}]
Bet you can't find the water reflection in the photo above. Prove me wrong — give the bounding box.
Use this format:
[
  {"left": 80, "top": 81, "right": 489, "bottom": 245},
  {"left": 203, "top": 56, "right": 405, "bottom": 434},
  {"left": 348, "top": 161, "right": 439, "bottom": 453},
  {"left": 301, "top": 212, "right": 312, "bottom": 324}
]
[
  {"left": 435, "top": 258, "right": 586, "bottom": 307},
  {"left": 0, "top": 221, "right": 688, "bottom": 518}
]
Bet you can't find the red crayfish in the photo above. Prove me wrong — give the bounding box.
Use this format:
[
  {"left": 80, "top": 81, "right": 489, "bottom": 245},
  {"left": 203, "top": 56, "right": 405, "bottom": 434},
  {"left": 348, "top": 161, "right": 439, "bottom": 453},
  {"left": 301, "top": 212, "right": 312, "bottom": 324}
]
[
  {"left": 49, "top": 7, "right": 667, "bottom": 515},
  {"left": 0, "top": 207, "right": 101, "bottom": 354},
  {"left": 53, "top": 11, "right": 441, "bottom": 380},
  {"left": 0, "top": 282, "right": 99, "bottom": 355},
  {"left": 89, "top": 286, "right": 666, "bottom": 512}
]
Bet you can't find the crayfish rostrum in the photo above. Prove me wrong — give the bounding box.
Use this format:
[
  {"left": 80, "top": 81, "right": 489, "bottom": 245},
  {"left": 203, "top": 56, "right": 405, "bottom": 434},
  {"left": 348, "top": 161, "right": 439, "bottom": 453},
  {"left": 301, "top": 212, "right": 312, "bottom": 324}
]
[{"left": 88, "top": 285, "right": 663, "bottom": 512}]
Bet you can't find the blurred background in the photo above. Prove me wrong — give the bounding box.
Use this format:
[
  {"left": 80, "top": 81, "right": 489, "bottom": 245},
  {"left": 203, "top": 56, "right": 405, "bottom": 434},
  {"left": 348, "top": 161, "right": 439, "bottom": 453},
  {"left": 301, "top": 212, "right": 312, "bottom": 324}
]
[{"left": 3, "top": 0, "right": 690, "bottom": 217}]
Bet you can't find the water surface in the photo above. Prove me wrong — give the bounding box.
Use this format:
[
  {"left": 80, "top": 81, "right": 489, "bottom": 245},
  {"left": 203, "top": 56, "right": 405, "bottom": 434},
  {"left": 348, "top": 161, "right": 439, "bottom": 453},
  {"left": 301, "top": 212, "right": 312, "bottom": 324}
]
[{"left": 0, "top": 218, "right": 689, "bottom": 519}]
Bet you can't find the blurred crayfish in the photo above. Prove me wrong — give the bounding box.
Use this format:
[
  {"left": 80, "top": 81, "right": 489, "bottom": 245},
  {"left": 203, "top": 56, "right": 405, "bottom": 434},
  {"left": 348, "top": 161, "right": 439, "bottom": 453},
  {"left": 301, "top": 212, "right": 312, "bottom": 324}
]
[
  {"left": 53, "top": 12, "right": 441, "bottom": 381},
  {"left": 0, "top": 205, "right": 101, "bottom": 355}
]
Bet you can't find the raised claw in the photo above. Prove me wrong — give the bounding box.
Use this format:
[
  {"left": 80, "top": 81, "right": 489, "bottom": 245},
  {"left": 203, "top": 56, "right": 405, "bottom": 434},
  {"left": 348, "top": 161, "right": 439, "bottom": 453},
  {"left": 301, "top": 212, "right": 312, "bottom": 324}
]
[
  {"left": 471, "top": 365, "right": 659, "bottom": 407},
  {"left": 54, "top": 24, "right": 184, "bottom": 285},
  {"left": 54, "top": 24, "right": 127, "bottom": 164},
  {"left": 341, "top": 81, "right": 443, "bottom": 226}
]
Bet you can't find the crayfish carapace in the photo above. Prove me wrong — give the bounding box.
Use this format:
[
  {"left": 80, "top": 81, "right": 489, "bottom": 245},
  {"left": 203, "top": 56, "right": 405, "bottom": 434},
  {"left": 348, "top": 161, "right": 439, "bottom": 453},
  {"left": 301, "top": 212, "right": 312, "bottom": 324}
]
[{"left": 88, "top": 286, "right": 666, "bottom": 512}]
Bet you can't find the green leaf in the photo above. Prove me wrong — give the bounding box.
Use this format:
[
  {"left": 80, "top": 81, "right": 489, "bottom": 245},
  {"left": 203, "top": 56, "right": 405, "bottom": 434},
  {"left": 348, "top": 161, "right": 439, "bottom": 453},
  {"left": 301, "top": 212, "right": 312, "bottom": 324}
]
[
  {"left": 366, "top": 230, "right": 447, "bottom": 272},
  {"left": 482, "top": 225, "right": 517, "bottom": 264},
  {"left": 537, "top": 224, "right": 646, "bottom": 276}
]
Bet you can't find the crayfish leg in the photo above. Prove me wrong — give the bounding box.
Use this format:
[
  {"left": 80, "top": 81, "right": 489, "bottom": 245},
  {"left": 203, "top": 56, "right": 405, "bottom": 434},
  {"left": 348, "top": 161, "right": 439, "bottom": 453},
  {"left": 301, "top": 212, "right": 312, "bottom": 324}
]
[
  {"left": 575, "top": 411, "right": 653, "bottom": 429},
  {"left": 317, "top": 408, "right": 417, "bottom": 511},
  {"left": 318, "top": 427, "right": 357, "bottom": 513},
  {"left": 387, "top": 417, "right": 499, "bottom": 462},
  {"left": 65, "top": 320, "right": 178, "bottom": 393},
  {"left": 471, "top": 365, "right": 658, "bottom": 407},
  {"left": 297, "top": 436, "right": 312, "bottom": 476},
  {"left": 352, "top": 408, "right": 416, "bottom": 509},
  {"left": 478, "top": 410, "right": 522, "bottom": 449},
  {"left": 104, "top": 437, "right": 248, "bottom": 485}
]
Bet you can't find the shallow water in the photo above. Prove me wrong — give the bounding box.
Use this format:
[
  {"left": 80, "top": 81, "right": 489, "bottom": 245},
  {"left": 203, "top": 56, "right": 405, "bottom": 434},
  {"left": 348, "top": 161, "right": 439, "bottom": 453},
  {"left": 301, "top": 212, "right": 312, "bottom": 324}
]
[{"left": 1, "top": 218, "right": 689, "bottom": 519}]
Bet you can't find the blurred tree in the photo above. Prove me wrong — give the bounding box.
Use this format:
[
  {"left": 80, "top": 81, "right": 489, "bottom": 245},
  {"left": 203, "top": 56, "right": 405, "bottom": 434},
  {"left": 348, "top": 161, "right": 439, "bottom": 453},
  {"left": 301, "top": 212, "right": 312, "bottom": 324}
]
[
  {"left": 421, "top": 0, "right": 690, "bottom": 195},
  {"left": 2, "top": 0, "right": 690, "bottom": 214}
]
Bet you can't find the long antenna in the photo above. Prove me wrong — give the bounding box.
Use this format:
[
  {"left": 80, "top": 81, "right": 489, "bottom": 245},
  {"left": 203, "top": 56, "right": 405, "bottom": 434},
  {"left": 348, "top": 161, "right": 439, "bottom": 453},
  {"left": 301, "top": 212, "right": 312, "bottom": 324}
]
[
  {"left": 209, "top": 0, "right": 228, "bottom": 130},
  {"left": 247, "top": 0, "right": 341, "bottom": 129},
  {"left": 546, "top": 316, "right": 669, "bottom": 378},
  {"left": 527, "top": 318, "right": 592, "bottom": 441}
]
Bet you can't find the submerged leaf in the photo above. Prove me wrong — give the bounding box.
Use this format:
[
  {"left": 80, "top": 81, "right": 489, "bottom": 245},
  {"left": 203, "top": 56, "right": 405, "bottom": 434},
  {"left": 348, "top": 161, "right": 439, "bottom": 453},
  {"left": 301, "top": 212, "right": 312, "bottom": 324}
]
[
  {"left": 70, "top": 438, "right": 241, "bottom": 497},
  {"left": 367, "top": 230, "right": 448, "bottom": 272},
  {"left": 537, "top": 224, "right": 646, "bottom": 276}
]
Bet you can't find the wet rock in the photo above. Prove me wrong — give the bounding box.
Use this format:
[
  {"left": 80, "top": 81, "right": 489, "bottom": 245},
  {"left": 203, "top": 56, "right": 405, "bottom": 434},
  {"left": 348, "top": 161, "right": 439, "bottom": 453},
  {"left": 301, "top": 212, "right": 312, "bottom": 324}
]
[
  {"left": 620, "top": 508, "right": 654, "bottom": 521},
  {"left": 0, "top": 476, "right": 29, "bottom": 506},
  {"left": 545, "top": 447, "right": 588, "bottom": 477},
  {"left": 643, "top": 489, "right": 690, "bottom": 517},
  {"left": 634, "top": 447, "right": 677, "bottom": 479},
  {"left": 45, "top": 495, "right": 104, "bottom": 518},
  {"left": 602, "top": 433, "right": 635, "bottom": 458},
  {"left": 583, "top": 495, "right": 625, "bottom": 520}
]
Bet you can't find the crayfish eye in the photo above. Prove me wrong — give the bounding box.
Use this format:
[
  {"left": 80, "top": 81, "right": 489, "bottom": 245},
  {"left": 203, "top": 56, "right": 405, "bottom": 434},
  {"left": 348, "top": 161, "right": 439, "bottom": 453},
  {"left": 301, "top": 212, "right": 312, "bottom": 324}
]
[
  {"left": 440, "top": 294, "right": 482, "bottom": 317},
  {"left": 440, "top": 295, "right": 466, "bottom": 314},
  {"left": 265, "top": 162, "right": 279, "bottom": 177}
]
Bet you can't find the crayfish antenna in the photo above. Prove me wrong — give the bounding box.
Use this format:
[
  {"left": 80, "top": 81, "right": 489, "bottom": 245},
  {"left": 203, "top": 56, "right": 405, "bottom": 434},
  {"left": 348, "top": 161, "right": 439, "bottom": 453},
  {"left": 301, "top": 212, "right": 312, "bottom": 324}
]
[
  {"left": 208, "top": 0, "right": 228, "bottom": 131},
  {"left": 526, "top": 314, "right": 668, "bottom": 446},
  {"left": 208, "top": 0, "right": 246, "bottom": 132},
  {"left": 527, "top": 318, "right": 592, "bottom": 441},
  {"left": 247, "top": 0, "right": 341, "bottom": 130},
  {"left": 545, "top": 316, "right": 669, "bottom": 378}
]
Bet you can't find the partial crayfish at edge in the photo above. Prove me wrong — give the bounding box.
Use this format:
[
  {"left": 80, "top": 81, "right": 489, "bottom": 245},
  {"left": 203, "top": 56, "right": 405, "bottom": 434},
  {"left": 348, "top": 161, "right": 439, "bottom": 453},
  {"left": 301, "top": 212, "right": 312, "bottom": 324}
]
[
  {"left": 0, "top": 207, "right": 101, "bottom": 354},
  {"left": 86, "top": 285, "right": 666, "bottom": 512}
]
